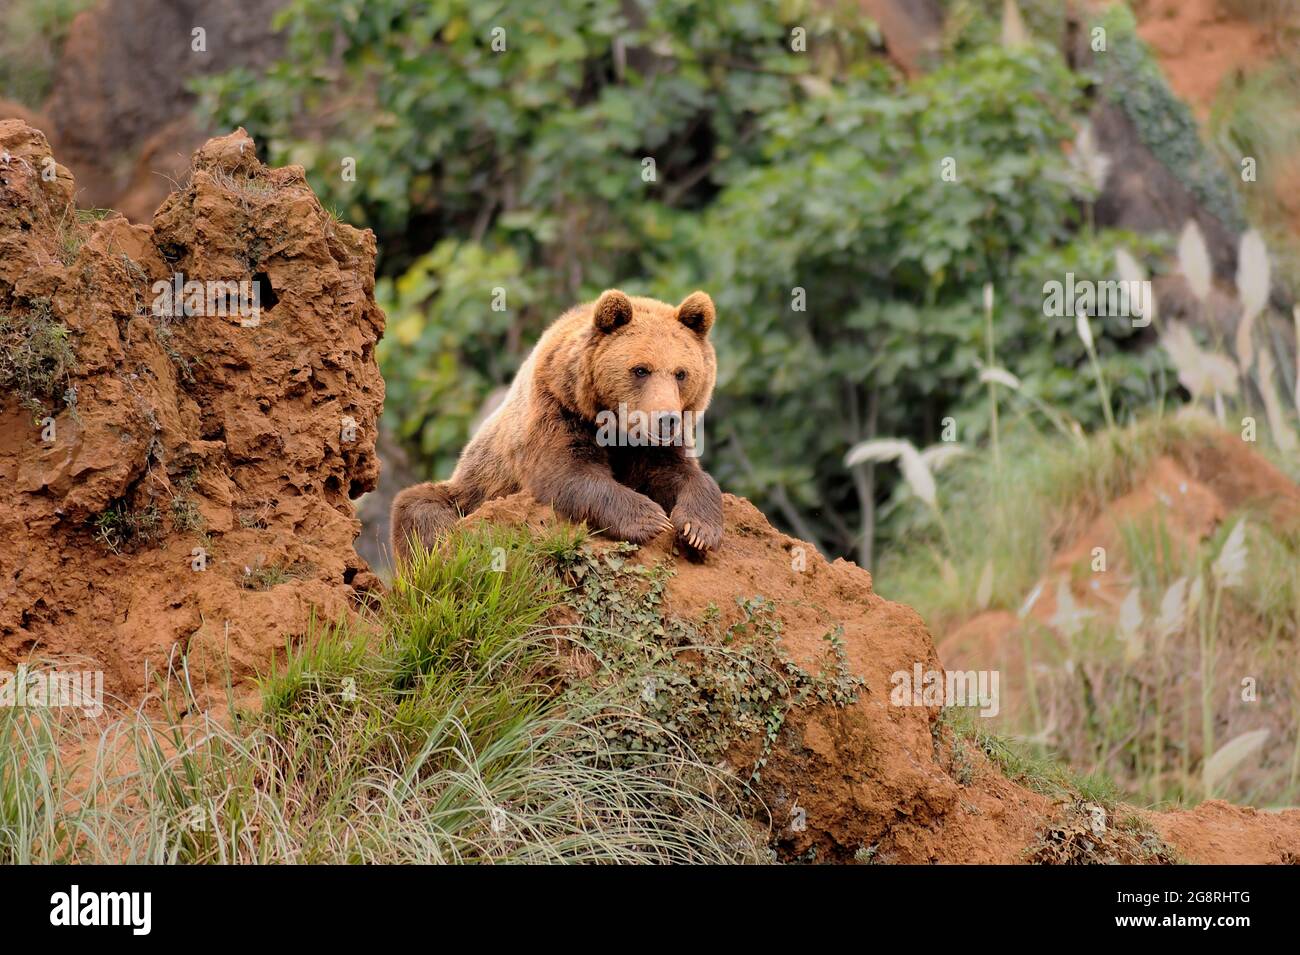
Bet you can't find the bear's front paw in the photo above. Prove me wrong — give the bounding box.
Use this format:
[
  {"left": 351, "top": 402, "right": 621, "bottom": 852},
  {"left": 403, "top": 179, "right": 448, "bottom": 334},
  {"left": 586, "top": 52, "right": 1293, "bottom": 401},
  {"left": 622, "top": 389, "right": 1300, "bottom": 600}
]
[
  {"left": 671, "top": 506, "right": 723, "bottom": 554},
  {"left": 617, "top": 499, "right": 675, "bottom": 545}
]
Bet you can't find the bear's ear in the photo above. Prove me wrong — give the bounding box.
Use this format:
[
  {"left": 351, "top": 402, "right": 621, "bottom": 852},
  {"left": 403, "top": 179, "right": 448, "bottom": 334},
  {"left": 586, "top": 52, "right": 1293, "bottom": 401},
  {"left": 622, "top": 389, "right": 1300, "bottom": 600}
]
[
  {"left": 676, "top": 291, "right": 715, "bottom": 336},
  {"left": 593, "top": 289, "right": 633, "bottom": 333}
]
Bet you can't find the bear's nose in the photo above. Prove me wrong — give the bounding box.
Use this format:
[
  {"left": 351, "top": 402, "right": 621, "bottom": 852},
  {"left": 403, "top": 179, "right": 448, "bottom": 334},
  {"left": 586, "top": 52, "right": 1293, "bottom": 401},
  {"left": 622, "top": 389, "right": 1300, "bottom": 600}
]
[{"left": 654, "top": 412, "right": 681, "bottom": 443}]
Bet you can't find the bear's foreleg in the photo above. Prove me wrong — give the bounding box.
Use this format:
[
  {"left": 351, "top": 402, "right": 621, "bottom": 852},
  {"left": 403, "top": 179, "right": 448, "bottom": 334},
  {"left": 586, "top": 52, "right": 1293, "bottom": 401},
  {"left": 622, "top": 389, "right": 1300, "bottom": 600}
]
[
  {"left": 528, "top": 460, "right": 674, "bottom": 545},
  {"left": 390, "top": 480, "right": 476, "bottom": 565},
  {"left": 637, "top": 456, "right": 724, "bottom": 554}
]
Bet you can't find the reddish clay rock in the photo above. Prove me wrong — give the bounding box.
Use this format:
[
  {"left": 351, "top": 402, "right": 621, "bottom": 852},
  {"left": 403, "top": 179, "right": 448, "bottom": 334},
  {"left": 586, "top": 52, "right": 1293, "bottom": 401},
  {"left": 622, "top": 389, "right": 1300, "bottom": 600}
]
[
  {"left": 0, "top": 121, "right": 384, "bottom": 703},
  {"left": 468, "top": 493, "right": 1050, "bottom": 862},
  {"left": 466, "top": 491, "right": 1300, "bottom": 863}
]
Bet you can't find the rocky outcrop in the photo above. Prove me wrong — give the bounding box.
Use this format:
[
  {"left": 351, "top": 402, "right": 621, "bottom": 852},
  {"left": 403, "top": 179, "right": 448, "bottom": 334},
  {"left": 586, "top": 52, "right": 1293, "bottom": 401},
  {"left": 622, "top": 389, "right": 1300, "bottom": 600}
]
[
  {"left": 0, "top": 122, "right": 384, "bottom": 702},
  {"left": 466, "top": 492, "right": 1300, "bottom": 863}
]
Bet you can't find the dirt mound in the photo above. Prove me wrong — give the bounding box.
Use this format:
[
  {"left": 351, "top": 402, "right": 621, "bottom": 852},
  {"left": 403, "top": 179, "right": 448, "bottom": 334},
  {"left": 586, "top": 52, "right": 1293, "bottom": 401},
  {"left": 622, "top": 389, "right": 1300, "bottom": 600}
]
[
  {"left": 468, "top": 491, "right": 1300, "bottom": 863},
  {"left": 0, "top": 121, "right": 384, "bottom": 704},
  {"left": 941, "top": 428, "right": 1300, "bottom": 673},
  {"left": 1152, "top": 800, "right": 1300, "bottom": 864},
  {"left": 932, "top": 426, "right": 1300, "bottom": 819}
]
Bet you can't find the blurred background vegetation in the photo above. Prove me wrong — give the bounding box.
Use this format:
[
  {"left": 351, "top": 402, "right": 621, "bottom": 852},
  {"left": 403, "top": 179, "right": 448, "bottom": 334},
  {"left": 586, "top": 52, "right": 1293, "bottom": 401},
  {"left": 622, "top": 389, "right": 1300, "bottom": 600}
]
[{"left": 187, "top": 0, "right": 1205, "bottom": 565}]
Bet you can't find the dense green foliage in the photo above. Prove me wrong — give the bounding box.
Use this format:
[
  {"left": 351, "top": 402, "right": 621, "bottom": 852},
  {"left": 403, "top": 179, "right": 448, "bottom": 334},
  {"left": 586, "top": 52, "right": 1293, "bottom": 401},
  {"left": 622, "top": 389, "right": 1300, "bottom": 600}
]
[{"left": 200, "top": 0, "right": 1173, "bottom": 558}]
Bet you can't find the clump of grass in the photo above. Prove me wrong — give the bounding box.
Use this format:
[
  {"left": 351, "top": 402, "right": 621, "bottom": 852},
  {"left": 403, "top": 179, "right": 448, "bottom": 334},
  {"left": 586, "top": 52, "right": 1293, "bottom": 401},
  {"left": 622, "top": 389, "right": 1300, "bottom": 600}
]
[
  {"left": 92, "top": 501, "right": 162, "bottom": 554},
  {"left": 169, "top": 472, "right": 204, "bottom": 533},
  {"left": 0, "top": 706, "right": 69, "bottom": 864},
  {"left": 170, "top": 494, "right": 203, "bottom": 532},
  {"left": 0, "top": 525, "right": 770, "bottom": 863},
  {"left": 236, "top": 503, "right": 272, "bottom": 529},
  {"left": 383, "top": 525, "right": 556, "bottom": 685},
  {"left": 210, "top": 168, "right": 276, "bottom": 199},
  {"left": 239, "top": 560, "right": 312, "bottom": 591},
  {"left": 53, "top": 206, "right": 87, "bottom": 266},
  {"left": 1031, "top": 513, "right": 1300, "bottom": 807},
  {"left": 939, "top": 706, "right": 1121, "bottom": 807},
  {"left": 889, "top": 412, "right": 1300, "bottom": 809},
  {"left": 75, "top": 207, "right": 116, "bottom": 223},
  {"left": 936, "top": 707, "right": 1181, "bottom": 863},
  {"left": 0, "top": 298, "right": 78, "bottom": 418},
  {"left": 879, "top": 414, "right": 1214, "bottom": 627}
]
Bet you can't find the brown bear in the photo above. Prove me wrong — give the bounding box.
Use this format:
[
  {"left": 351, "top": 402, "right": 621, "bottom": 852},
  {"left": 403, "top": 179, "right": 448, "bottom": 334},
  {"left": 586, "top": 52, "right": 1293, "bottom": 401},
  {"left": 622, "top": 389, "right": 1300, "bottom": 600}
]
[{"left": 390, "top": 289, "right": 725, "bottom": 563}]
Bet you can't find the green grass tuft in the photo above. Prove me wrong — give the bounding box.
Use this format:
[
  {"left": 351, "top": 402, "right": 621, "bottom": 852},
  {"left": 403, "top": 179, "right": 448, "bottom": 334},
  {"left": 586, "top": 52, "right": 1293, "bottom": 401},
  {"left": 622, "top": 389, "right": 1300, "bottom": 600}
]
[
  {"left": 0, "top": 523, "right": 771, "bottom": 863},
  {"left": 0, "top": 298, "right": 78, "bottom": 419}
]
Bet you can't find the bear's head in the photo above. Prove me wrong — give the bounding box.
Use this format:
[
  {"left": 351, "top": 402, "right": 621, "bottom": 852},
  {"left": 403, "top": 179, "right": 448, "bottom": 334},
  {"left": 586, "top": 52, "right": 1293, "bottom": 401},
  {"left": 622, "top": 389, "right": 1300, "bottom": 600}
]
[{"left": 581, "top": 289, "right": 717, "bottom": 447}]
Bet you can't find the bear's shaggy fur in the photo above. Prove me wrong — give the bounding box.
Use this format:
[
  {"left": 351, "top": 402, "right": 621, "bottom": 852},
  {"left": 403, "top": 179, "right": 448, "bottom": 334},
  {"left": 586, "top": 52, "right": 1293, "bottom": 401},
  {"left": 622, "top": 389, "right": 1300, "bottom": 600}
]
[{"left": 391, "top": 289, "right": 725, "bottom": 562}]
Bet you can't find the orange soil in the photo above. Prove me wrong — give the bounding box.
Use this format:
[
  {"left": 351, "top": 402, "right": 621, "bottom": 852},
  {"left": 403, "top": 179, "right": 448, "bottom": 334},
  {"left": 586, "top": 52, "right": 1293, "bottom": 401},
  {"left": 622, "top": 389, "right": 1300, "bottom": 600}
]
[
  {"left": 1135, "top": 0, "right": 1279, "bottom": 120},
  {"left": 470, "top": 489, "right": 1300, "bottom": 863},
  {"left": 0, "top": 122, "right": 385, "bottom": 707}
]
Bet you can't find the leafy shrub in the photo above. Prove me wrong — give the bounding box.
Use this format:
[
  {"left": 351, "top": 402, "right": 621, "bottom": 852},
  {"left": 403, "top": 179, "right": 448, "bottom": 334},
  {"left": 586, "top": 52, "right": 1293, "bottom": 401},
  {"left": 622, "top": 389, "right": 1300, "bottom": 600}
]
[{"left": 202, "top": 0, "right": 1174, "bottom": 558}]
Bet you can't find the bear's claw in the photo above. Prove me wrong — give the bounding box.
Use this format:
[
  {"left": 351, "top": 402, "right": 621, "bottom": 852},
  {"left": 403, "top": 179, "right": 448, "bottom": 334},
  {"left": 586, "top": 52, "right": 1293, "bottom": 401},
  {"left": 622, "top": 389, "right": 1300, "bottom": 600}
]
[
  {"left": 619, "top": 500, "right": 674, "bottom": 544},
  {"left": 672, "top": 511, "right": 722, "bottom": 553}
]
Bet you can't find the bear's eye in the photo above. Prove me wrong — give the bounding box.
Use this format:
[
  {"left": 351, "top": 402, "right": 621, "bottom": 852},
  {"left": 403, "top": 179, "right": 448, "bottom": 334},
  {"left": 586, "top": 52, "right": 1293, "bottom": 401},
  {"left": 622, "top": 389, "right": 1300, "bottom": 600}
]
[
  {"left": 674, "top": 369, "right": 687, "bottom": 382},
  {"left": 632, "top": 366, "right": 650, "bottom": 379}
]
